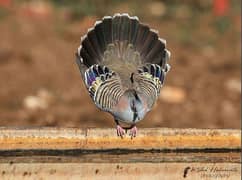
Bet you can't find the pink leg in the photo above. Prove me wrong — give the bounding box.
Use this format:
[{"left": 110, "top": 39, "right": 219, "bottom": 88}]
[
  {"left": 116, "top": 125, "right": 125, "bottom": 138},
  {"left": 129, "top": 126, "right": 137, "bottom": 139}
]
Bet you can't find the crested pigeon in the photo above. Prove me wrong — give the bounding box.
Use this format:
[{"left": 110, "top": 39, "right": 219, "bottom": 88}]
[{"left": 76, "top": 14, "right": 171, "bottom": 138}]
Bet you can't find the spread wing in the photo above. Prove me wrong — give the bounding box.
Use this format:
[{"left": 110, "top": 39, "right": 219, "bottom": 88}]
[
  {"left": 133, "top": 63, "right": 170, "bottom": 109},
  {"left": 84, "top": 64, "right": 124, "bottom": 111}
]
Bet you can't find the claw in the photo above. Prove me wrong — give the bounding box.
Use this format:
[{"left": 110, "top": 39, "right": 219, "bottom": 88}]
[
  {"left": 116, "top": 125, "right": 125, "bottom": 138},
  {"left": 129, "top": 126, "right": 137, "bottom": 139}
]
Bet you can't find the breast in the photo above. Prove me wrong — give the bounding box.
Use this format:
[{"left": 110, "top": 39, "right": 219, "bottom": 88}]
[
  {"left": 111, "top": 93, "right": 148, "bottom": 124},
  {"left": 112, "top": 96, "right": 134, "bottom": 124}
]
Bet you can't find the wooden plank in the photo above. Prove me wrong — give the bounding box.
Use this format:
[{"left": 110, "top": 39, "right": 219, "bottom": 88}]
[
  {"left": 0, "top": 127, "right": 240, "bottom": 150},
  {"left": 0, "top": 127, "right": 240, "bottom": 163},
  {"left": 0, "top": 163, "right": 240, "bottom": 180},
  {"left": 0, "top": 128, "right": 240, "bottom": 179}
]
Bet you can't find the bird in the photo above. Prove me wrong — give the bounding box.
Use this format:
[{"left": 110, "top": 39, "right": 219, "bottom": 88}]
[{"left": 75, "top": 13, "right": 171, "bottom": 138}]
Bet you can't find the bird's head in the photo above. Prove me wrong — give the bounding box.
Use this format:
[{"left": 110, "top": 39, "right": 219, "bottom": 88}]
[{"left": 112, "top": 89, "right": 148, "bottom": 124}]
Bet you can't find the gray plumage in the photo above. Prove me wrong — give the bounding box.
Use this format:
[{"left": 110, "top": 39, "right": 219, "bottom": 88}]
[{"left": 76, "top": 13, "right": 170, "bottom": 137}]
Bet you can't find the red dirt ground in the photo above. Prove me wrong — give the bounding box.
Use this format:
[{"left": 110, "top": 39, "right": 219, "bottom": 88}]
[{"left": 0, "top": 6, "right": 240, "bottom": 129}]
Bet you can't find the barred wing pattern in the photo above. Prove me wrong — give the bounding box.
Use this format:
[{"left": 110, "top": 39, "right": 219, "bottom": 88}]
[
  {"left": 84, "top": 64, "right": 124, "bottom": 111},
  {"left": 134, "top": 63, "right": 170, "bottom": 109}
]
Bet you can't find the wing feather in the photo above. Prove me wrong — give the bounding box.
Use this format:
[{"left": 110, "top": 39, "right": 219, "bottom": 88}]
[
  {"left": 84, "top": 64, "right": 124, "bottom": 111},
  {"left": 133, "top": 63, "right": 169, "bottom": 109}
]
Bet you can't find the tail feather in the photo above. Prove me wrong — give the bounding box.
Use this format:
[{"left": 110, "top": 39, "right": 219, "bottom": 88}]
[
  {"left": 93, "top": 21, "right": 106, "bottom": 53},
  {"left": 145, "top": 39, "right": 164, "bottom": 61},
  {"left": 129, "top": 17, "right": 139, "bottom": 44},
  {"left": 119, "top": 15, "right": 130, "bottom": 41},
  {"left": 162, "top": 49, "right": 171, "bottom": 68},
  {"left": 102, "top": 17, "right": 112, "bottom": 44},
  {"left": 76, "top": 13, "right": 170, "bottom": 71},
  {"left": 112, "top": 15, "right": 121, "bottom": 41},
  {"left": 80, "top": 46, "right": 93, "bottom": 66},
  {"left": 141, "top": 30, "right": 159, "bottom": 60},
  {"left": 134, "top": 24, "right": 149, "bottom": 56},
  {"left": 87, "top": 30, "right": 103, "bottom": 61},
  {"left": 82, "top": 38, "right": 100, "bottom": 64}
]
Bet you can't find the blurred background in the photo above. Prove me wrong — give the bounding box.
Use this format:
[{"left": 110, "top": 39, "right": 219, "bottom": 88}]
[{"left": 0, "top": 0, "right": 240, "bottom": 129}]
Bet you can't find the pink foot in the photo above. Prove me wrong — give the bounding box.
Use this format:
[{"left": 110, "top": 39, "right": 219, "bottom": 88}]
[
  {"left": 116, "top": 125, "right": 125, "bottom": 138},
  {"left": 129, "top": 126, "right": 137, "bottom": 139}
]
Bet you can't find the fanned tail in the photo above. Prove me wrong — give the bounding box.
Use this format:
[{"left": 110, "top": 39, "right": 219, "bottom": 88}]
[{"left": 76, "top": 13, "right": 171, "bottom": 75}]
